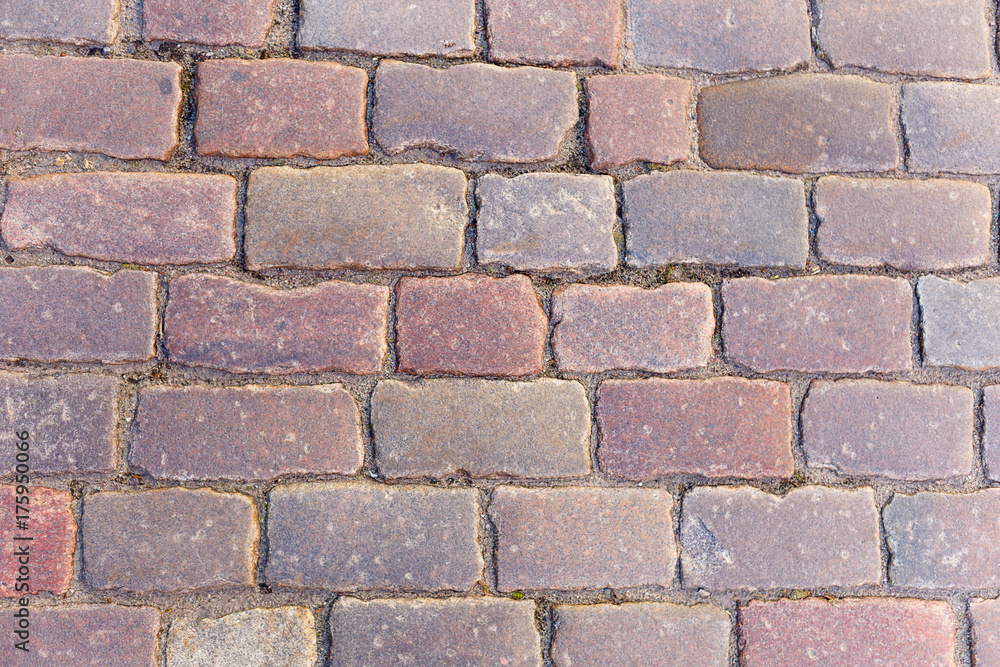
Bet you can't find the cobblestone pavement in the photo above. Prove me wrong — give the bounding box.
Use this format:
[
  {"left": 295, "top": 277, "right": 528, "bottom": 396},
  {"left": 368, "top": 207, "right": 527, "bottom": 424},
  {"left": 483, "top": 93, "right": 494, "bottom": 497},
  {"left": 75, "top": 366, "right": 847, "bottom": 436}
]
[{"left": 1, "top": 0, "right": 999, "bottom": 665}]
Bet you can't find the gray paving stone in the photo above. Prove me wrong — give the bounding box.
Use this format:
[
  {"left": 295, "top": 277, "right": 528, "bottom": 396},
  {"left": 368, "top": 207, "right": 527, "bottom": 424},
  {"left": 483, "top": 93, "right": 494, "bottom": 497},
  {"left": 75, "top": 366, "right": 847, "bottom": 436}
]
[
  {"left": 903, "top": 82, "right": 1000, "bottom": 174},
  {"left": 485, "top": 0, "right": 622, "bottom": 67},
  {"left": 981, "top": 386, "right": 1000, "bottom": 481},
  {"left": 919, "top": 276, "right": 1000, "bottom": 369},
  {"left": 166, "top": 607, "right": 316, "bottom": 667},
  {"left": 971, "top": 599, "right": 1000, "bottom": 667},
  {"left": 0, "top": 0, "right": 119, "bottom": 44}
]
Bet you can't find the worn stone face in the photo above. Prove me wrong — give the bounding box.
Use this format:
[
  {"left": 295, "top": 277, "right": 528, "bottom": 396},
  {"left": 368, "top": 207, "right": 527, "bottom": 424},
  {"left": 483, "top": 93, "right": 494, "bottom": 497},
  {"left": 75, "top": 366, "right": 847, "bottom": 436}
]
[
  {"left": 681, "top": 486, "right": 881, "bottom": 589},
  {"left": 485, "top": 0, "right": 622, "bottom": 66},
  {"left": 246, "top": 165, "right": 468, "bottom": 271},
  {"left": 919, "top": 276, "right": 1000, "bottom": 370},
  {"left": 698, "top": 74, "right": 898, "bottom": 173},
  {"left": 373, "top": 61, "right": 579, "bottom": 163},
  {"left": 0, "top": 0, "right": 119, "bottom": 44},
  {"left": 903, "top": 82, "right": 1000, "bottom": 174},
  {"left": 971, "top": 599, "right": 1000, "bottom": 667},
  {"left": 166, "top": 607, "right": 316, "bottom": 667},
  {"left": 982, "top": 387, "right": 1000, "bottom": 481},
  {"left": 476, "top": 173, "right": 617, "bottom": 274},
  {"left": 624, "top": 171, "right": 809, "bottom": 268},
  {"left": 144, "top": 0, "right": 275, "bottom": 46},
  {"left": 0, "top": 486, "right": 75, "bottom": 597}
]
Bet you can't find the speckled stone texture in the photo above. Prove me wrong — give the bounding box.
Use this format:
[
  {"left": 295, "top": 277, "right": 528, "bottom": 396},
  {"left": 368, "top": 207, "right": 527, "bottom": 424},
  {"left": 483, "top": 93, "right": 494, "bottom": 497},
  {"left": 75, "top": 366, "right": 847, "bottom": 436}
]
[
  {"left": 903, "top": 82, "right": 1000, "bottom": 174},
  {"left": 166, "top": 607, "right": 316, "bottom": 667},
  {"left": 982, "top": 386, "right": 1000, "bottom": 481},
  {"left": 0, "top": 0, "right": 119, "bottom": 44},
  {"left": 971, "top": 599, "right": 1000, "bottom": 667},
  {"left": 0, "top": 486, "right": 75, "bottom": 596},
  {"left": 143, "top": 0, "right": 276, "bottom": 46},
  {"left": 919, "top": 276, "right": 1000, "bottom": 370},
  {"left": 485, "top": 0, "right": 622, "bottom": 66}
]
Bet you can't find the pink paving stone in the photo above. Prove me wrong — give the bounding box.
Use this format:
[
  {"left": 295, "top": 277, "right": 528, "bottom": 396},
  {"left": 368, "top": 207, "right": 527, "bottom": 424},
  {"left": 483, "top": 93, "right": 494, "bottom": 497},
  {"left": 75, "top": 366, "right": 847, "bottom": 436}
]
[
  {"left": 0, "top": 486, "right": 75, "bottom": 597},
  {"left": 485, "top": 0, "right": 622, "bottom": 67},
  {"left": 144, "top": 0, "right": 276, "bottom": 46},
  {"left": 0, "top": 0, "right": 119, "bottom": 44},
  {"left": 165, "top": 274, "right": 388, "bottom": 375},
  {"left": 395, "top": 274, "right": 547, "bottom": 377},
  {"left": 740, "top": 598, "right": 957, "bottom": 667},
  {"left": 194, "top": 59, "right": 368, "bottom": 159},
  {"left": 971, "top": 599, "right": 1000, "bottom": 667}
]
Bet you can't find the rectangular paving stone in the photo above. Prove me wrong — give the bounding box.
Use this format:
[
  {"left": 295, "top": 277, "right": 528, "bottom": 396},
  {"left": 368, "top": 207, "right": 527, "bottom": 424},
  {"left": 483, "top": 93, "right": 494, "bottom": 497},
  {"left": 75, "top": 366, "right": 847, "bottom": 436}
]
[
  {"left": 144, "top": 0, "right": 275, "bottom": 46},
  {"left": 0, "top": 486, "right": 75, "bottom": 597},
  {"left": 485, "top": 0, "right": 622, "bottom": 66},
  {"left": 740, "top": 598, "right": 956, "bottom": 667},
  {"left": 492, "top": 486, "right": 675, "bottom": 591},
  {"left": 130, "top": 384, "right": 363, "bottom": 480},
  {"left": 477, "top": 173, "right": 617, "bottom": 274},
  {"left": 552, "top": 603, "right": 730, "bottom": 667},
  {"left": 903, "top": 82, "right": 1000, "bottom": 174},
  {"left": 165, "top": 274, "right": 388, "bottom": 375},
  {"left": 0, "top": 0, "right": 119, "bottom": 44},
  {"left": 598, "top": 378, "right": 793, "bottom": 480},
  {"left": 330, "top": 597, "right": 541, "bottom": 666},
  {"left": 372, "top": 379, "right": 590, "bottom": 479},
  {"left": 83, "top": 488, "right": 257, "bottom": 592},
  {"left": 971, "top": 599, "right": 1000, "bottom": 667},
  {"left": 803, "top": 380, "right": 974, "bottom": 480},
  {"left": 194, "top": 59, "right": 368, "bottom": 159},
  {"left": 919, "top": 276, "right": 1000, "bottom": 370},
  {"left": 681, "top": 486, "right": 881, "bottom": 589},
  {"left": 698, "top": 74, "right": 898, "bottom": 173},
  {"left": 815, "top": 176, "right": 992, "bottom": 270},
  {"left": 0, "top": 55, "right": 181, "bottom": 160},
  {"left": 374, "top": 61, "right": 578, "bottom": 163},
  {"left": 0, "top": 267, "right": 157, "bottom": 363},
  {"left": 885, "top": 490, "right": 1000, "bottom": 588},
  {"left": 267, "top": 483, "right": 482, "bottom": 591},
  {"left": 0, "top": 373, "right": 118, "bottom": 474},
  {"left": 982, "top": 386, "right": 1000, "bottom": 481},
  {"left": 552, "top": 283, "right": 713, "bottom": 373},
  {"left": 395, "top": 274, "right": 546, "bottom": 377},
  {"left": 624, "top": 171, "right": 808, "bottom": 268},
  {"left": 245, "top": 165, "right": 468, "bottom": 271},
  {"left": 2, "top": 172, "right": 237, "bottom": 265},
  {"left": 300, "top": 0, "right": 476, "bottom": 57},
  {"left": 722, "top": 276, "right": 913, "bottom": 373},
  {"left": 167, "top": 607, "right": 316, "bottom": 667}
]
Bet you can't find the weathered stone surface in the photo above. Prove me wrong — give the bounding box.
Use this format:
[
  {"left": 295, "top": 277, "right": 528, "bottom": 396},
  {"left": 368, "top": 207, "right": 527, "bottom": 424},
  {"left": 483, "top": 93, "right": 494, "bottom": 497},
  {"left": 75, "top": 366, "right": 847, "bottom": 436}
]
[
  {"left": 167, "top": 607, "right": 316, "bottom": 667},
  {"left": 699, "top": 74, "right": 898, "bottom": 173},
  {"left": 920, "top": 276, "right": 1000, "bottom": 369},
  {"left": 624, "top": 171, "right": 808, "bottom": 268},
  {"left": 165, "top": 274, "right": 389, "bottom": 375},
  {"left": 552, "top": 603, "right": 731, "bottom": 667},
  {"left": 477, "top": 173, "right": 617, "bottom": 274},
  {"left": 374, "top": 61, "right": 578, "bottom": 163},
  {"left": 0, "top": 486, "right": 75, "bottom": 597},
  {"left": 300, "top": 0, "right": 476, "bottom": 57},
  {"left": 681, "top": 486, "right": 881, "bottom": 589},
  {"left": 131, "top": 384, "right": 363, "bottom": 480},
  {"left": 194, "top": 59, "right": 368, "bottom": 159},
  {"left": 2, "top": 172, "right": 237, "bottom": 265},
  {"left": 722, "top": 276, "right": 913, "bottom": 373},
  {"left": 0, "top": 55, "right": 181, "bottom": 160},
  {"left": 552, "top": 283, "right": 713, "bottom": 373},
  {"left": 982, "top": 387, "right": 1000, "bottom": 481},
  {"left": 83, "top": 488, "right": 257, "bottom": 592},
  {"left": 971, "top": 599, "right": 1000, "bottom": 667},
  {"left": 267, "top": 483, "right": 481, "bottom": 591},
  {"left": 598, "top": 378, "right": 793, "bottom": 479},
  {"left": 803, "top": 380, "right": 974, "bottom": 480},
  {"left": 0, "top": 0, "right": 119, "bottom": 44},
  {"left": 903, "top": 82, "right": 1000, "bottom": 174},
  {"left": 144, "top": 0, "right": 275, "bottom": 46},
  {"left": 631, "top": 0, "right": 811, "bottom": 72},
  {"left": 245, "top": 165, "right": 468, "bottom": 271},
  {"left": 485, "top": 0, "right": 622, "bottom": 66},
  {"left": 492, "top": 487, "right": 675, "bottom": 591},
  {"left": 815, "top": 176, "right": 992, "bottom": 270},
  {"left": 0, "top": 267, "right": 157, "bottom": 363},
  {"left": 395, "top": 274, "right": 546, "bottom": 376},
  {"left": 372, "top": 379, "right": 590, "bottom": 479},
  {"left": 885, "top": 490, "right": 1000, "bottom": 588}
]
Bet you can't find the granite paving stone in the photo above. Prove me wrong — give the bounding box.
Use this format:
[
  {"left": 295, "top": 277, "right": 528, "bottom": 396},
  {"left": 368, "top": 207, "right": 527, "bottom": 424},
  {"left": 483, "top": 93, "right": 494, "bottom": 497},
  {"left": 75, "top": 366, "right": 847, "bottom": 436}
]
[
  {"left": 485, "top": 0, "right": 622, "bottom": 67},
  {"left": 919, "top": 276, "right": 1000, "bottom": 369},
  {"left": 166, "top": 607, "right": 316, "bottom": 666},
  {"left": 143, "top": 0, "right": 276, "bottom": 46},
  {"left": 0, "top": 0, "right": 119, "bottom": 44},
  {"left": 903, "top": 82, "right": 1000, "bottom": 173},
  {"left": 0, "top": 486, "right": 75, "bottom": 596},
  {"left": 971, "top": 599, "right": 1000, "bottom": 667},
  {"left": 981, "top": 386, "right": 1000, "bottom": 481}
]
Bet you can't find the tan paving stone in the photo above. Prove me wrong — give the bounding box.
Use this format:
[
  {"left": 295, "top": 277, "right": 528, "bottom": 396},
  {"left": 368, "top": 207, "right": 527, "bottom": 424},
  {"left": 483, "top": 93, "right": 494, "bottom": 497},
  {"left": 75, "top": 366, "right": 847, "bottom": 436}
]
[{"left": 166, "top": 607, "right": 316, "bottom": 667}]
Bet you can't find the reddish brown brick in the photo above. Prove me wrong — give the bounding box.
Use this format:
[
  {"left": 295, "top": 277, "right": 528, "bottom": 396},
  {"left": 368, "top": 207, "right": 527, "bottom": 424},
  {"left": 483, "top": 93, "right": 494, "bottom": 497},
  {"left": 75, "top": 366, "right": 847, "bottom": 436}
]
[
  {"left": 584, "top": 75, "right": 691, "bottom": 171},
  {"left": 395, "top": 274, "right": 546, "bottom": 377},
  {"left": 492, "top": 487, "right": 675, "bottom": 591},
  {"left": 0, "top": 0, "right": 119, "bottom": 44},
  {"left": 971, "top": 599, "right": 1000, "bottom": 667},
  {"left": 2, "top": 172, "right": 237, "bottom": 265},
  {"left": 722, "top": 276, "right": 913, "bottom": 373},
  {"left": 982, "top": 386, "right": 1000, "bottom": 481},
  {"left": 131, "top": 384, "right": 363, "bottom": 480},
  {"left": 681, "top": 486, "right": 881, "bottom": 589},
  {"left": 903, "top": 82, "right": 1000, "bottom": 174},
  {"left": 815, "top": 176, "right": 992, "bottom": 270},
  {"left": 803, "top": 380, "right": 974, "bottom": 480},
  {"left": 83, "top": 488, "right": 257, "bottom": 592},
  {"left": 699, "top": 74, "right": 898, "bottom": 173},
  {"left": 0, "top": 486, "right": 75, "bottom": 597},
  {"left": 485, "top": 0, "right": 622, "bottom": 67},
  {"left": 741, "top": 598, "right": 956, "bottom": 666},
  {"left": 167, "top": 607, "right": 317, "bottom": 666},
  {"left": 598, "top": 378, "right": 793, "bottom": 480},
  {"left": 165, "top": 274, "right": 388, "bottom": 375},
  {"left": 194, "top": 59, "right": 368, "bottom": 159},
  {"left": 144, "top": 0, "right": 275, "bottom": 46},
  {"left": 0, "top": 267, "right": 157, "bottom": 364},
  {"left": 0, "top": 55, "right": 181, "bottom": 160}
]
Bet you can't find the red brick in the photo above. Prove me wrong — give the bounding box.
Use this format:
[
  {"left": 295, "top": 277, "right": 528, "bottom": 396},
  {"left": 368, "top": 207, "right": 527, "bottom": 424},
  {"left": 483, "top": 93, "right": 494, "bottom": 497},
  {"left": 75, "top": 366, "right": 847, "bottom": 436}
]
[
  {"left": 903, "top": 82, "right": 1000, "bottom": 174},
  {"left": 165, "top": 274, "right": 388, "bottom": 375},
  {"left": 194, "top": 59, "right": 368, "bottom": 159},
  {"left": 144, "top": 0, "right": 275, "bottom": 46},
  {"left": 0, "top": 267, "right": 157, "bottom": 364},
  {"left": 584, "top": 75, "right": 691, "bottom": 171},
  {"left": 721, "top": 276, "right": 913, "bottom": 373},
  {"left": 982, "top": 386, "right": 1000, "bottom": 481},
  {"left": 0, "top": 0, "right": 119, "bottom": 44},
  {"left": 395, "top": 274, "right": 546, "bottom": 377},
  {"left": 2, "top": 172, "right": 237, "bottom": 265},
  {"left": 598, "top": 378, "right": 793, "bottom": 480},
  {"left": 131, "top": 384, "right": 363, "bottom": 480},
  {"left": 167, "top": 607, "right": 317, "bottom": 666},
  {"left": 485, "top": 0, "right": 622, "bottom": 67},
  {"left": 0, "top": 55, "right": 181, "bottom": 160},
  {"left": 698, "top": 74, "right": 898, "bottom": 173},
  {"left": 740, "top": 598, "right": 956, "bottom": 667},
  {"left": 971, "top": 599, "right": 1000, "bottom": 667},
  {"left": 0, "top": 486, "right": 75, "bottom": 597},
  {"left": 492, "top": 486, "right": 675, "bottom": 591}
]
